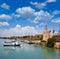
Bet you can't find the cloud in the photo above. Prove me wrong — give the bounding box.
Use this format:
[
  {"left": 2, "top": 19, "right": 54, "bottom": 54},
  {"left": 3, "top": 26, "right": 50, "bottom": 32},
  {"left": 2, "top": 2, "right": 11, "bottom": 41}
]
[
  {"left": 51, "top": 18, "right": 60, "bottom": 23},
  {"left": 47, "top": 0, "right": 56, "bottom": 2},
  {"left": 11, "top": 13, "right": 21, "bottom": 18},
  {"left": 16, "top": 7, "right": 35, "bottom": 18},
  {"left": 16, "top": 24, "right": 21, "bottom": 28},
  {"left": 0, "top": 24, "right": 40, "bottom": 37},
  {"left": 32, "top": 16, "right": 40, "bottom": 24},
  {"left": 32, "top": 10, "right": 53, "bottom": 24},
  {"left": 36, "top": 23, "right": 44, "bottom": 28},
  {"left": 52, "top": 10, "right": 60, "bottom": 15},
  {"left": 0, "top": 22, "right": 9, "bottom": 26},
  {"left": 30, "top": 2, "right": 46, "bottom": 9},
  {"left": 16, "top": 7, "right": 35, "bottom": 14},
  {"left": 34, "top": 10, "right": 51, "bottom": 17},
  {"left": 16, "top": 7, "right": 53, "bottom": 24},
  {"left": 1, "top": 3, "right": 10, "bottom": 10},
  {"left": 30, "top": 0, "right": 56, "bottom": 9},
  {"left": 0, "top": 14, "right": 12, "bottom": 20}
]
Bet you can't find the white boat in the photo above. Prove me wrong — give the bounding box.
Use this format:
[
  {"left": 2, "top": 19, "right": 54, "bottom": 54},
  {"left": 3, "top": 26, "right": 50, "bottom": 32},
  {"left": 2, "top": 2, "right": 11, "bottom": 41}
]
[{"left": 3, "top": 40, "right": 20, "bottom": 46}]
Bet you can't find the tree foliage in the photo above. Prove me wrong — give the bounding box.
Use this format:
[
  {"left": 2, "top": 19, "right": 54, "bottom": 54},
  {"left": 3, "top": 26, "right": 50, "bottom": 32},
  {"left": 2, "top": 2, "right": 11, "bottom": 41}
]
[
  {"left": 47, "top": 38, "right": 57, "bottom": 47},
  {"left": 40, "top": 35, "right": 43, "bottom": 40}
]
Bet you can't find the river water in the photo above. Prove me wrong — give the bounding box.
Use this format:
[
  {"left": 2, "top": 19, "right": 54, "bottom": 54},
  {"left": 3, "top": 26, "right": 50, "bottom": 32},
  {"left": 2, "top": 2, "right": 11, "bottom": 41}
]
[{"left": 0, "top": 39, "right": 60, "bottom": 59}]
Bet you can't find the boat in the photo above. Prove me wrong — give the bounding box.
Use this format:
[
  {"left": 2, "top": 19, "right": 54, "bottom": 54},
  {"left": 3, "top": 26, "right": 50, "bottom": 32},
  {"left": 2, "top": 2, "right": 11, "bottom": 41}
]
[
  {"left": 3, "top": 40, "right": 20, "bottom": 46},
  {"left": 24, "top": 40, "right": 34, "bottom": 44},
  {"left": 27, "top": 41, "right": 34, "bottom": 44}
]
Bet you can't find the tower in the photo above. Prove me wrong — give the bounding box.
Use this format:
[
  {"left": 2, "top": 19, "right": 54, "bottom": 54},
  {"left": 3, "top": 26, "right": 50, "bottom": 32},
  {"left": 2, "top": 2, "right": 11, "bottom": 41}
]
[{"left": 43, "top": 25, "right": 50, "bottom": 42}]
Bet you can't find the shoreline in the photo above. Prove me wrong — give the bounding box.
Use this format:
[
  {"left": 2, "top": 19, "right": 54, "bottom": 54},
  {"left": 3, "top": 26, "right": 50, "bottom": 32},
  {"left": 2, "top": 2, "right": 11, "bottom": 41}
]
[{"left": 0, "top": 36, "right": 60, "bottom": 49}]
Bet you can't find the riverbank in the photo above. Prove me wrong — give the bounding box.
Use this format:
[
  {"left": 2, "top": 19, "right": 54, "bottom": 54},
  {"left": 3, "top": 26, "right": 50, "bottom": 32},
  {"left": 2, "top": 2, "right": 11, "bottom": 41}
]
[{"left": 0, "top": 35, "right": 60, "bottom": 49}]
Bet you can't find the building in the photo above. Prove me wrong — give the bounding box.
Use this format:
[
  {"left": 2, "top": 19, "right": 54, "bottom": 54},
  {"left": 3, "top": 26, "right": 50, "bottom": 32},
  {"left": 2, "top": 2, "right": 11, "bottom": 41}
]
[
  {"left": 53, "top": 34, "right": 60, "bottom": 49},
  {"left": 54, "top": 42, "right": 60, "bottom": 49},
  {"left": 53, "top": 35, "right": 60, "bottom": 42},
  {"left": 42, "top": 25, "right": 51, "bottom": 42}
]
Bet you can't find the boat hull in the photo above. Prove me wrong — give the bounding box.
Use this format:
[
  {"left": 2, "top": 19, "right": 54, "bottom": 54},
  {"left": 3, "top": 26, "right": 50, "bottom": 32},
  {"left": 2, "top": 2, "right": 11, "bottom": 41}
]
[{"left": 3, "top": 44, "right": 20, "bottom": 46}]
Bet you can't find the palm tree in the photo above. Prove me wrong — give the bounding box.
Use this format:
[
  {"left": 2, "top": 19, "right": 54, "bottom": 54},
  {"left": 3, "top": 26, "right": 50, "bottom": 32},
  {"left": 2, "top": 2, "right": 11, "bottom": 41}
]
[
  {"left": 58, "top": 30, "right": 60, "bottom": 34},
  {"left": 49, "top": 30, "right": 51, "bottom": 33},
  {"left": 53, "top": 30, "right": 55, "bottom": 35}
]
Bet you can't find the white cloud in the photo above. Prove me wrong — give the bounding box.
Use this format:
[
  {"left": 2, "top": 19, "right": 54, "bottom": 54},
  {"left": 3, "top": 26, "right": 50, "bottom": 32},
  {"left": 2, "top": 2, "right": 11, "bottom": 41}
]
[
  {"left": 33, "top": 16, "right": 40, "bottom": 24},
  {"left": 0, "top": 14, "right": 12, "bottom": 20},
  {"left": 0, "top": 22, "right": 9, "bottom": 26},
  {"left": 0, "top": 24, "right": 40, "bottom": 37},
  {"left": 36, "top": 23, "right": 44, "bottom": 28},
  {"left": 16, "top": 7, "right": 53, "bottom": 24},
  {"left": 30, "top": 2, "right": 46, "bottom": 9},
  {"left": 30, "top": 0, "right": 56, "bottom": 9},
  {"left": 34, "top": 10, "right": 50, "bottom": 16},
  {"left": 33, "top": 10, "right": 53, "bottom": 24},
  {"left": 47, "top": 0, "right": 56, "bottom": 2},
  {"left": 16, "top": 7, "right": 35, "bottom": 18},
  {"left": 11, "top": 13, "right": 20, "bottom": 18},
  {"left": 52, "top": 10, "right": 60, "bottom": 15},
  {"left": 30, "top": 2, "right": 38, "bottom": 5},
  {"left": 16, "top": 7, "right": 35, "bottom": 14},
  {"left": 16, "top": 24, "right": 21, "bottom": 28},
  {"left": 1, "top": 3, "right": 10, "bottom": 10},
  {"left": 51, "top": 18, "right": 60, "bottom": 23}
]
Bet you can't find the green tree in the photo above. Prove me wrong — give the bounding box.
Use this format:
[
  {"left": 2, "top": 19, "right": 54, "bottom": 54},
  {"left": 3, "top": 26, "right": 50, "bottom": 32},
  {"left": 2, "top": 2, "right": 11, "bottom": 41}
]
[
  {"left": 53, "top": 30, "right": 55, "bottom": 35},
  {"left": 47, "top": 38, "right": 56, "bottom": 47},
  {"left": 40, "top": 35, "right": 43, "bottom": 40}
]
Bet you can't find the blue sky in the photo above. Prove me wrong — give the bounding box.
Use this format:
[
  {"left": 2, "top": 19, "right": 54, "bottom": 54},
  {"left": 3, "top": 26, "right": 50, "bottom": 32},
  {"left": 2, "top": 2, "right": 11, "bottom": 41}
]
[{"left": 0, "top": 0, "right": 60, "bottom": 37}]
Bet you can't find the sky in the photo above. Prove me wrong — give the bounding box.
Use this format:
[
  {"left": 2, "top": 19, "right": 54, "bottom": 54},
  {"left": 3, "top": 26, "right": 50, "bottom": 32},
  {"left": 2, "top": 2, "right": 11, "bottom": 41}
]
[{"left": 0, "top": 0, "right": 60, "bottom": 37}]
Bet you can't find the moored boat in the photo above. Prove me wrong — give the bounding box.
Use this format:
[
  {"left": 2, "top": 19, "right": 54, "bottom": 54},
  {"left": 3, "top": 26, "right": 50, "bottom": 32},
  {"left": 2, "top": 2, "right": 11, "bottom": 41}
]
[{"left": 3, "top": 40, "right": 20, "bottom": 46}]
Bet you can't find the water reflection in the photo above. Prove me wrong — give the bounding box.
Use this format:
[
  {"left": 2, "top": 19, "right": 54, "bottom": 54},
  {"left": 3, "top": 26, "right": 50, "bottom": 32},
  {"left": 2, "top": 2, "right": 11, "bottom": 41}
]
[
  {"left": 42, "top": 47, "right": 60, "bottom": 59},
  {"left": 0, "top": 46, "right": 20, "bottom": 56},
  {"left": 0, "top": 39, "right": 60, "bottom": 59},
  {"left": 4, "top": 46, "right": 20, "bottom": 51}
]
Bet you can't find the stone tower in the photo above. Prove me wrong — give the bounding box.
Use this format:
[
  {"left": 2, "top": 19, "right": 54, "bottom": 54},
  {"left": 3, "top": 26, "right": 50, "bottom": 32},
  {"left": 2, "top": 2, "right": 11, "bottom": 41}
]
[{"left": 43, "top": 25, "right": 50, "bottom": 42}]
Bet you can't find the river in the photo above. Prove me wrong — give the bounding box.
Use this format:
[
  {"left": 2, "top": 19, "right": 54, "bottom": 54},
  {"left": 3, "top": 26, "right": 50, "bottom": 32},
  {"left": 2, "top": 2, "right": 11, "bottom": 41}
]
[{"left": 0, "top": 39, "right": 60, "bottom": 59}]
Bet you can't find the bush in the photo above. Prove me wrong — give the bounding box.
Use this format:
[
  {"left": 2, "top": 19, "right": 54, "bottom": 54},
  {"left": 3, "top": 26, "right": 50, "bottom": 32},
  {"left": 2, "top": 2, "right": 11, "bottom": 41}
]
[
  {"left": 40, "top": 35, "right": 43, "bottom": 40},
  {"left": 47, "top": 38, "right": 56, "bottom": 47}
]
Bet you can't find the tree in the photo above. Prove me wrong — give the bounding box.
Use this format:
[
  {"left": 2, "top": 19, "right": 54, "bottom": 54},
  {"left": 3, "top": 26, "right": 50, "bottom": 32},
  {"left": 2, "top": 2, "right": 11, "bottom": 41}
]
[
  {"left": 47, "top": 38, "right": 56, "bottom": 47},
  {"left": 49, "top": 30, "right": 51, "bottom": 33},
  {"left": 40, "top": 35, "right": 43, "bottom": 40},
  {"left": 58, "top": 30, "right": 60, "bottom": 34},
  {"left": 53, "top": 30, "right": 55, "bottom": 35}
]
